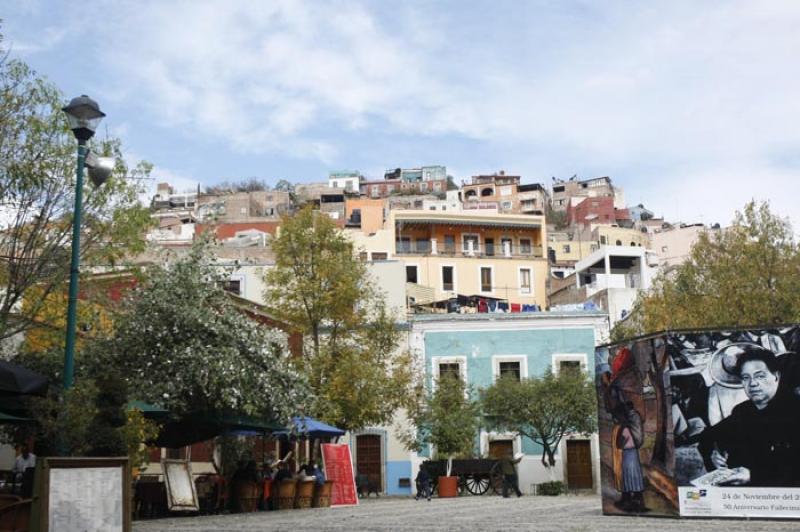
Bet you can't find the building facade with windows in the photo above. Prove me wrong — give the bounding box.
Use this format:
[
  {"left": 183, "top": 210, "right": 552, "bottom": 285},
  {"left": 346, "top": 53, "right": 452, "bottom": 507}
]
[
  {"left": 409, "top": 311, "right": 609, "bottom": 493},
  {"left": 551, "top": 176, "right": 624, "bottom": 213},
  {"left": 340, "top": 311, "right": 608, "bottom": 497},
  {"left": 549, "top": 246, "right": 659, "bottom": 326},
  {"left": 328, "top": 170, "right": 362, "bottom": 192},
  {"left": 460, "top": 172, "right": 548, "bottom": 216},
  {"left": 391, "top": 210, "right": 548, "bottom": 308},
  {"left": 347, "top": 210, "right": 548, "bottom": 309}
]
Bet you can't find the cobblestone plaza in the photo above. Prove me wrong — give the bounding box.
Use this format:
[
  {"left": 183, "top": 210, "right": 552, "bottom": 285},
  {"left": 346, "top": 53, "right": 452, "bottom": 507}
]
[{"left": 134, "top": 495, "right": 800, "bottom": 531}]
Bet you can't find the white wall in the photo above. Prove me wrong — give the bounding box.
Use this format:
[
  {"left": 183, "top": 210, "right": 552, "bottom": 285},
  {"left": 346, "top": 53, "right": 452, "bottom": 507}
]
[
  {"left": 0, "top": 444, "right": 15, "bottom": 470},
  {"left": 365, "top": 261, "right": 407, "bottom": 321}
]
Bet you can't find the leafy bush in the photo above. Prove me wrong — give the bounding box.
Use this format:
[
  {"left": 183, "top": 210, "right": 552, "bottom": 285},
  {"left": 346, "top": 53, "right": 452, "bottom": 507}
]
[{"left": 537, "top": 481, "right": 564, "bottom": 496}]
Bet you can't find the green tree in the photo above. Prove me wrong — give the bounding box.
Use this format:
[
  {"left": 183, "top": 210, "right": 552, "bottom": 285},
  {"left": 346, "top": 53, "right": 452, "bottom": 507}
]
[
  {"left": 264, "top": 206, "right": 413, "bottom": 431},
  {"left": 401, "top": 376, "right": 480, "bottom": 466},
  {"left": 0, "top": 37, "right": 152, "bottom": 345},
  {"left": 481, "top": 368, "right": 596, "bottom": 475},
  {"left": 612, "top": 201, "right": 800, "bottom": 341},
  {"left": 545, "top": 203, "right": 568, "bottom": 229},
  {"left": 102, "top": 239, "right": 309, "bottom": 422},
  {"left": 21, "top": 375, "right": 158, "bottom": 463}
]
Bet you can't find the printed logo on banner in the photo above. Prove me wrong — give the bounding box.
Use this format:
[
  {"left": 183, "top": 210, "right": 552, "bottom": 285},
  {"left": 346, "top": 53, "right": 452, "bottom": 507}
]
[
  {"left": 678, "top": 487, "right": 713, "bottom": 515},
  {"left": 685, "top": 489, "right": 706, "bottom": 501}
]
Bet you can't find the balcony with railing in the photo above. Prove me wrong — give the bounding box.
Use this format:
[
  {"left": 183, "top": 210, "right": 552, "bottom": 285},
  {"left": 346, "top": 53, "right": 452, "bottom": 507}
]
[{"left": 395, "top": 238, "right": 544, "bottom": 259}]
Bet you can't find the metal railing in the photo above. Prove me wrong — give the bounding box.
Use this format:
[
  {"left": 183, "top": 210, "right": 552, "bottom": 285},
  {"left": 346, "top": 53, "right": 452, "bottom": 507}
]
[{"left": 395, "top": 242, "right": 544, "bottom": 259}]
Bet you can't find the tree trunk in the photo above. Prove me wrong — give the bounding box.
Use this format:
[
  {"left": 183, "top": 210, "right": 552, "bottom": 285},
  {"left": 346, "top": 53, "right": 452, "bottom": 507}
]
[
  {"left": 311, "top": 323, "right": 320, "bottom": 359},
  {"left": 541, "top": 444, "right": 557, "bottom": 481}
]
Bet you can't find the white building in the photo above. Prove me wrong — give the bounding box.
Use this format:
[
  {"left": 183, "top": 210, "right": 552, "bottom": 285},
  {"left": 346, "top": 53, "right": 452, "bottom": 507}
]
[
  {"left": 572, "top": 246, "right": 659, "bottom": 326},
  {"left": 328, "top": 171, "right": 361, "bottom": 193},
  {"left": 649, "top": 223, "right": 720, "bottom": 269}
]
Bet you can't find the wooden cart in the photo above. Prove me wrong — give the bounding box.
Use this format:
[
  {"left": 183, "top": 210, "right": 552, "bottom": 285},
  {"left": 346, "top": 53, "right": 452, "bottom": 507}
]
[{"left": 420, "top": 459, "right": 505, "bottom": 496}]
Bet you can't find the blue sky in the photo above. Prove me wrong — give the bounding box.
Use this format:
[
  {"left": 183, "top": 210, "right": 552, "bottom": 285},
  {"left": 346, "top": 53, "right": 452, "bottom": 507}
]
[{"left": 4, "top": 1, "right": 800, "bottom": 227}]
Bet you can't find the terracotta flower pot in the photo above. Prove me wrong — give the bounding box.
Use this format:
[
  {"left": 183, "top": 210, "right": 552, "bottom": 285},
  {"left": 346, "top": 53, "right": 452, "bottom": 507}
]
[{"left": 437, "top": 475, "right": 459, "bottom": 498}]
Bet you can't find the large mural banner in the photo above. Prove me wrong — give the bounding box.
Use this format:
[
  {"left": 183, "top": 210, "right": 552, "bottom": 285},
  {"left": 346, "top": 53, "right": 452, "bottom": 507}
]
[{"left": 596, "top": 326, "right": 800, "bottom": 518}]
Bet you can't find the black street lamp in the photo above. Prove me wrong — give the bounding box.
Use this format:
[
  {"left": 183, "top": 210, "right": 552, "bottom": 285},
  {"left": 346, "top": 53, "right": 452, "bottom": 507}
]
[{"left": 61, "top": 95, "right": 106, "bottom": 391}]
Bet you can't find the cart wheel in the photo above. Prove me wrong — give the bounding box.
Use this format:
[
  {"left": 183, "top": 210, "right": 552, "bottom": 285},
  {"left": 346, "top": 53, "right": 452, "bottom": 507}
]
[
  {"left": 464, "top": 473, "right": 491, "bottom": 495},
  {"left": 489, "top": 462, "right": 504, "bottom": 495}
]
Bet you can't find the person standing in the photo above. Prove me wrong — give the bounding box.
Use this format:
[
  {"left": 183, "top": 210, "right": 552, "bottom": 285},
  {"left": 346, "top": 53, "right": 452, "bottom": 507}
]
[
  {"left": 414, "top": 467, "right": 432, "bottom": 501},
  {"left": 613, "top": 402, "right": 647, "bottom": 512},
  {"left": 500, "top": 451, "right": 523, "bottom": 498}
]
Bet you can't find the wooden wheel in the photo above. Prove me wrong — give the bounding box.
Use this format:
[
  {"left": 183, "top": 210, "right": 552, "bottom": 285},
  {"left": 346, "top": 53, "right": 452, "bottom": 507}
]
[
  {"left": 464, "top": 473, "right": 491, "bottom": 495},
  {"left": 489, "top": 462, "right": 504, "bottom": 495}
]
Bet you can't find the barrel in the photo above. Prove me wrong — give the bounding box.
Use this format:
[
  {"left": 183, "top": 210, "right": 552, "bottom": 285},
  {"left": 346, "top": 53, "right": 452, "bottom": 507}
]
[
  {"left": 295, "top": 480, "right": 315, "bottom": 509},
  {"left": 277, "top": 480, "right": 298, "bottom": 510},
  {"left": 235, "top": 481, "right": 260, "bottom": 513}
]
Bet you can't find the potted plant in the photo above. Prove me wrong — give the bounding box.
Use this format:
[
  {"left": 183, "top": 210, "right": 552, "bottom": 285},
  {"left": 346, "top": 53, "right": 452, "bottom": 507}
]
[{"left": 401, "top": 375, "right": 479, "bottom": 498}]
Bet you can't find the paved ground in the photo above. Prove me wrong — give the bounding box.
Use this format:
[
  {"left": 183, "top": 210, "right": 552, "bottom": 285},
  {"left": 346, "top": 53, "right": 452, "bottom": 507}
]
[{"left": 134, "top": 494, "right": 800, "bottom": 531}]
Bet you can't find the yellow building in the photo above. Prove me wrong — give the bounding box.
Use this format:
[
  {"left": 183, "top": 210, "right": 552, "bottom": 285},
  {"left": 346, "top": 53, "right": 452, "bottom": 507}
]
[
  {"left": 594, "top": 225, "right": 649, "bottom": 248},
  {"left": 548, "top": 225, "right": 648, "bottom": 264},
  {"left": 348, "top": 210, "right": 548, "bottom": 308}
]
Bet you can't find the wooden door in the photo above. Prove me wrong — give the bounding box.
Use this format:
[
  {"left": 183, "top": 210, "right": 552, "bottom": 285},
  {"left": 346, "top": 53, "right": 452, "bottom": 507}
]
[
  {"left": 356, "top": 435, "right": 382, "bottom": 492},
  {"left": 488, "top": 440, "right": 513, "bottom": 459},
  {"left": 566, "top": 440, "right": 593, "bottom": 489}
]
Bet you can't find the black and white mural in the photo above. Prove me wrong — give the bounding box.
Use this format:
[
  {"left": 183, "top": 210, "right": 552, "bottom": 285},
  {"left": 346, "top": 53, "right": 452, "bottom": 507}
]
[{"left": 597, "top": 325, "right": 800, "bottom": 519}]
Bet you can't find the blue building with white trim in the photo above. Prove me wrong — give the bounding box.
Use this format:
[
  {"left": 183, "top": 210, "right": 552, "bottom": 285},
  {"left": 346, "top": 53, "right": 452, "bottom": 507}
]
[{"left": 345, "top": 310, "right": 608, "bottom": 496}]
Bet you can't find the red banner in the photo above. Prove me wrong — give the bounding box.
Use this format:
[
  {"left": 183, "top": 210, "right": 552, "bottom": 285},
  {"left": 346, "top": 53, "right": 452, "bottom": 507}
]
[{"left": 321, "top": 443, "right": 358, "bottom": 506}]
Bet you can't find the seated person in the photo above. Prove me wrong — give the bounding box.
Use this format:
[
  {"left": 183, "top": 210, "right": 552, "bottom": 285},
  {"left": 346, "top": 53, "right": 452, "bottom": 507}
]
[
  {"left": 295, "top": 463, "right": 315, "bottom": 481},
  {"left": 273, "top": 463, "right": 293, "bottom": 483},
  {"left": 310, "top": 462, "right": 325, "bottom": 486},
  {"left": 13, "top": 444, "right": 36, "bottom": 484},
  {"left": 699, "top": 346, "right": 800, "bottom": 486}
]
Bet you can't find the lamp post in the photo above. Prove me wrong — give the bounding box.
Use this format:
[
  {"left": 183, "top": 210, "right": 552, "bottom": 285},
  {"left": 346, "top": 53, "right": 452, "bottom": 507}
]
[{"left": 61, "top": 95, "right": 105, "bottom": 391}]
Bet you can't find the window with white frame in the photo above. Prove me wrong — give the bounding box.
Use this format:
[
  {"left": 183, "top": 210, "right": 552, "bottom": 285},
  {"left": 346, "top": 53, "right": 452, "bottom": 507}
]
[
  {"left": 492, "top": 355, "right": 527, "bottom": 382},
  {"left": 552, "top": 353, "right": 588, "bottom": 376},
  {"left": 221, "top": 277, "right": 243, "bottom": 296},
  {"left": 432, "top": 356, "right": 466, "bottom": 384},
  {"left": 501, "top": 237, "right": 513, "bottom": 256},
  {"left": 441, "top": 265, "right": 455, "bottom": 291},
  {"left": 463, "top": 234, "right": 480, "bottom": 254},
  {"left": 479, "top": 266, "right": 493, "bottom": 293},
  {"left": 406, "top": 265, "right": 419, "bottom": 283},
  {"left": 519, "top": 268, "right": 532, "bottom": 294},
  {"left": 499, "top": 362, "right": 520, "bottom": 380},
  {"left": 439, "top": 363, "right": 461, "bottom": 380}
]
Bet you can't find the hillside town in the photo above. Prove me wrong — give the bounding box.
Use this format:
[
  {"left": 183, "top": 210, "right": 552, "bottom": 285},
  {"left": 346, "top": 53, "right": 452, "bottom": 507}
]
[
  {"left": 123, "top": 167, "right": 719, "bottom": 493},
  {"left": 149, "top": 168, "right": 718, "bottom": 326}
]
